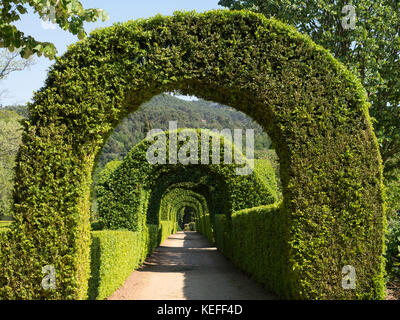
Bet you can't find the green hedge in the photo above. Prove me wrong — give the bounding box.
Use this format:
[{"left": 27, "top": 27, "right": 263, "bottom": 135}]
[
  {"left": 1, "top": 10, "right": 385, "bottom": 299},
  {"left": 89, "top": 230, "right": 143, "bottom": 300},
  {"left": 0, "top": 221, "right": 11, "bottom": 233},
  {"left": 196, "top": 214, "right": 215, "bottom": 245},
  {"left": 385, "top": 220, "right": 400, "bottom": 279},
  {"left": 97, "top": 129, "right": 277, "bottom": 232},
  {"left": 254, "top": 159, "right": 280, "bottom": 198},
  {"left": 213, "top": 200, "right": 384, "bottom": 299},
  {"left": 147, "top": 224, "right": 160, "bottom": 253},
  {"left": 159, "top": 221, "right": 177, "bottom": 244},
  {"left": 88, "top": 224, "right": 161, "bottom": 300},
  {"left": 214, "top": 203, "right": 288, "bottom": 297}
]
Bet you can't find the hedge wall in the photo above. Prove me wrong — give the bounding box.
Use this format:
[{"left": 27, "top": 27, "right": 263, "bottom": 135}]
[
  {"left": 211, "top": 199, "right": 384, "bottom": 299},
  {"left": 88, "top": 225, "right": 160, "bottom": 300},
  {"left": 0, "top": 10, "right": 385, "bottom": 299},
  {"left": 196, "top": 214, "right": 215, "bottom": 245},
  {"left": 159, "top": 221, "right": 177, "bottom": 244},
  {"left": 213, "top": 203, "right": 288, "bottom": 297}
]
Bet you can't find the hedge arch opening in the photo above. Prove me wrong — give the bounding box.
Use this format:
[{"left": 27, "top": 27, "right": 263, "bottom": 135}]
[
  {"left": 159, "top": 186, "right": 212, "bottom": 236},
  {"left": 96, "top": 129, "right": 276, "bottom": 232},
  {"left": 159, "top": 186, "right": 209, "bottom": 221},
  {"left": 145, "top": 168, "right": 230, "bottom": 225},
  {"left": 0, "top": 10, "right": 385, "bottom": 300}
]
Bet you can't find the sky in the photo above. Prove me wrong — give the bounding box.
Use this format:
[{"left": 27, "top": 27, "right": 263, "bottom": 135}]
[{"left": 0, "top": 0, "right": 223, "bottom": 106}]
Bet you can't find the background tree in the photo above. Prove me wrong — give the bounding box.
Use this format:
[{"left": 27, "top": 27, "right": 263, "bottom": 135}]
[
  {"left": 0, "top": 48, "right": 35, "bottom": 105},
  {"left": 0, "top": 0, "right": 109, "bottom": 59},
  {"left": 0, "top": 109, "right": 22, "bottom": 219},
  {"left": 219, "top": 0, "right": 400, "bottom": 178},
  {"left": 0, "top": 48, "right": 34, "bottom": 79}
]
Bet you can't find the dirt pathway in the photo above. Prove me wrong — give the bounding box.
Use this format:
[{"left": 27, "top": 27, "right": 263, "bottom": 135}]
[{"left": 108, "top": 231, "right": 275, "bottom": 300}]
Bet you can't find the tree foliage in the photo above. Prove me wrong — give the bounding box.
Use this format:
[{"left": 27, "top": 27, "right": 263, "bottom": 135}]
[
  {"left": 219, "top": 0, "right": 400, "bottom": 177},
  {"left": 0, "top": 0, "right": 109, "bottom": 59},
  {"left": 0, "top": 109, "right": 22, "bottom": 218},
  {"left": 0, "top": 48, "right": 34, "bottom": 80}
]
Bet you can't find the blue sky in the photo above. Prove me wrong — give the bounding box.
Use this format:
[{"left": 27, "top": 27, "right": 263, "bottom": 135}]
[{"left": 1, "top": 0, "right": 223, "bottom": 106}]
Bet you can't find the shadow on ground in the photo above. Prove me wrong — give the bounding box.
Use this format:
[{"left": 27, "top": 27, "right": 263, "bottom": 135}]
[{"left": 109, "top": 231, "right": 275, "bottom": 300}]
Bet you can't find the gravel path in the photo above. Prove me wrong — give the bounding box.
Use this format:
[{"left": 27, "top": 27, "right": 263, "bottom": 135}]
[{"left": 108, "top": 231, "right": 276, "bottom": 300}]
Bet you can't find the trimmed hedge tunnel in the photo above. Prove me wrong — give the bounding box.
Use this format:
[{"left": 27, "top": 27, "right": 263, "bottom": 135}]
[
  {"left": 89, "top": 131, "right": 272, "bottom": 299},
  {"left": 96, "top": 129, "right": 277, "bottom": 232},
  {"left": 159, "top": 187, "right": 209, "bottom": 221},
  {"left": 0, "top": 10, "right": 385, "bottom": 300},
  {"left": 159, "top": 186, "right": 212, "bottom": 238}
]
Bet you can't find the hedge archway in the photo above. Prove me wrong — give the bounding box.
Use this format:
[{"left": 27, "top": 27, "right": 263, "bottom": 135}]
[
  {"left": 96, "top": 129, "right": 276, "bottom": 231},
  {"left": 0, "top": 10, "right": 385, "bottom": 300},
  {"left": 159, "top": 187, "right": 209, "bottom": 221},
  {"left": 161, "top": 187, "right": 208, "bottom": 216},
  {"left": 159, "top": 186, "right": 211, "bottom": 237}
]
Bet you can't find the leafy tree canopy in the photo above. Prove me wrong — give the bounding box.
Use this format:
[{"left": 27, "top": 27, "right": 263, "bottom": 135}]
[{"left": 0, "top": 0, "right": 109, "bottom": 59}]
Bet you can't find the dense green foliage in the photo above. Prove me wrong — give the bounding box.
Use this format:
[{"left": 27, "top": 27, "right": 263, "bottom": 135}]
[
  {"left": 384, "top": 172, "right": 400, "bottom": 221},
  {"left": 219, "top": 1, "right": 400, "bottom": 283},
  {"left": 211, "top": 203, "right": 286, "bottom": 295},
  {"left": 88, "top": 226, "right": 159, "bottom": 300},
  {"left": 0, "top": 109, "right": 22, "bottom": 219},
  {"left": 219, "top": 0, "right": 400, "bottom": 179},
  {"left": 209, "top": 200, "right": 385, "bottom": 299},
  {"left": 0, "top": 10, "right": 385, "bottom": 300},
  {"left": 386, "top": 220, "right": 400, "bottom": 280},
  {"left": 0, "top": 221, "right": 11, "bottom": 232},
  {"left": 197, "top": 214, "right": 215, "bottom": 245},
  {"left": 96, "top": 129, "right": 277, "bottom": 231},
  {"left": 384, "top": 171, "right": 400, "bottom": 280},
  {"left": 0, "top": 0, "right": 108, "bottom": 58}
]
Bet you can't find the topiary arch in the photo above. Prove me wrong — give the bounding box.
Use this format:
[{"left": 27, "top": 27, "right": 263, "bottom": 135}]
[
  {"left": 0, "top": 10, "right": 385, "bottom": 300},
  {"left": 96, "top": 129, "right": 277, "bottom": 232},
  {"left": 159, "top": 187, "right": 208, "bottom": 231},
  {"left": 92, "top": 128, "right": 275, "bottom": 297}
]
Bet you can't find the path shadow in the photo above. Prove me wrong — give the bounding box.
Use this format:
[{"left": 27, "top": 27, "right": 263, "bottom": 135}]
[
  {"left": 181, "top": 232, "right": 275, "bottom": 300},
  {"left": 144, "top": 231, "right": 276, "bottom": 300}
]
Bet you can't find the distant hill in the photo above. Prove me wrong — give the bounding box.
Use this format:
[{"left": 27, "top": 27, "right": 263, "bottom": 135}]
[{"left": 98, "top": 93, "right": 273, "bottom": 169}]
